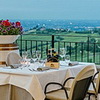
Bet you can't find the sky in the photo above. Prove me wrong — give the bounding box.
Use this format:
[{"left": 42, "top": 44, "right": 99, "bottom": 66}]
[{"left": 0, "top": 0, "right": 100, "bottom": 20}]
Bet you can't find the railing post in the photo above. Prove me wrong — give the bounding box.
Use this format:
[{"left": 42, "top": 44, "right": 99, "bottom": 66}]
[
  {"left": 52, "top": 35, "right": 54, "bottom": 49},
  {"left": 20, "top": 34, "right": 22, "bottom": 56},
  {"left": 75, "top": 42, "right": 77, "bottom": 61},
  {"left": 87, "top": 36, "right": 90, "bottom": 62},
  {"left": 25, "top": 40, "right": 27, "bottom": 51},
  {"left": 81, "top": 42, "right": 83, "bottom": 62},
  {"left": 46, "top": 41, "right": 48, "bottom": 55},
  {"left": 36, "top": 41, "right": 37, "bottom": 51},
  {"left": 93, "top": 43, "right": 96, "bottom": 63},
  {"left": 30, "top": 40, "right": 32, "bottom": 55}
]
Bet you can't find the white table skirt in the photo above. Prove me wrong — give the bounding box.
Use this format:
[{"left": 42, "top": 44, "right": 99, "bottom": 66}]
[{"left": 0, "top": 62, "right": 97, "bottom": 100}]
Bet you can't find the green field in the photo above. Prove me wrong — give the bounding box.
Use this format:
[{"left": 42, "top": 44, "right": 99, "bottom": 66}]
[{"left": 19, "top": 30, "right": 100, "bottom": 43}]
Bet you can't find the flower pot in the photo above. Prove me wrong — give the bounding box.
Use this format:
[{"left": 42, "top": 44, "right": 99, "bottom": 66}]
[
  {"left": 0, "top": 35, "right": 20, "bottom": 44},
  {"left": 0, "top": 35, "right": 20, "bottom": 66}
]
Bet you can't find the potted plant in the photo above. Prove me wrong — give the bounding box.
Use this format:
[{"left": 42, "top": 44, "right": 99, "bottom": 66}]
[
  {"left": 0, "top": 20, "right": 23, "bottom": 65},
  {"left": 0, "top": 19, "right": 23, "bottom": 44}
]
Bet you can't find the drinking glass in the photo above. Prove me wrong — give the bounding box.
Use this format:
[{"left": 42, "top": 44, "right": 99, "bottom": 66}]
[
  {"left": 59, "top": 48, "right": 66, "bottom": 60},
  {"left": 26, "top": 52, "right": 32, "bottom": 64},
  {"left": 36, "top": 50, "right": 41, "bottom": 62},
  {"left": 21, "top": 51, "right": 31, "bottom": 67},
  {"left": 32, "top": 51, "right": 37, "bottom": 62},
  {"left": 19, "top": 58, "right": 31, "bottom": 69},
  {"left": 27, "top": 52, "right": 32, "bottom": 59},
  {"left": 65, "top": 55, "right": 70, "bottom": 65},
  {"left": 22, "top": 51, "right": 28, "bottom": 59},
  {"left": 19, "top": 58, "right": 25, "bottom": 64}
]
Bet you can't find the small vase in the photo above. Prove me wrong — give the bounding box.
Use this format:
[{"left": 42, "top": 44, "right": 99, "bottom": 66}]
[{"left": 0, "top": 35, "right": 20, "bottom": 65}]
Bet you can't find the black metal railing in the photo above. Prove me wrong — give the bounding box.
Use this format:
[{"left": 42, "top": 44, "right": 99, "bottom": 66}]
[{"left": 16, "top": 34, "right": 100, "bottom": 64}]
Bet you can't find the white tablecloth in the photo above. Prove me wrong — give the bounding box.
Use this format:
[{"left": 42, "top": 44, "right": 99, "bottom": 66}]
[{"left": 0, "top": 62, "right": 97, "bottom": 100}]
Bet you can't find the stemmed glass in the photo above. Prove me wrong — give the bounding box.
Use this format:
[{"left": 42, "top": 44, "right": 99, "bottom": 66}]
[
  {"left": 32, "top": 51, "right": 37, "bottom": 63},
  {"left": 21, "top": 51, "right": 30, "bottom": 66},
  {"left": 19, "top": 58, "right": 26, "bottom": 65},
  {"left": 21, "top": 51, "right": 28, "bottom": 65},
  {"left": 19, "top": 58, "right": 28, "bottom": 69},
  {"left": 22, "top": 51, "right": 28, "bottom": 59},
  {"left": 36, "top": 50, "right": 41, "bottom": 62},
  {"left": 26, "top": 52, "right": 32, "bottom": 65},
  {"left": 65, "top": 55, "right": 70, "bottom": 65},
  {"left": 59, "top": 48, "right": 66, "bottom": 60}
]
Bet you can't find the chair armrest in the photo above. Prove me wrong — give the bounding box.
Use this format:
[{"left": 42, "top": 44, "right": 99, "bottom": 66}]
[
  {"left": 44, "top": 82, "right": 69, "bottom": 99},
  {"left": 93, "top": 71, "right": 99, "bottom": 81},
  {"left": 44, "top": 82, "right": 64, "bottom": 94},
  {"left": 91, "top": 71, "right": 99, "bottom": 92},
  {"left": 63, "top": 77, "right": 75, "bottom": 86}
]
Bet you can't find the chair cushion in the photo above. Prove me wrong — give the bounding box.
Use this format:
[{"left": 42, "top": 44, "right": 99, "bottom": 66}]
[
  {"left": 46, "top": 89, "right": 70, "bottom": 100},
  {"left": 88, "top": 90, "right": 95, "bottom": 94},
  {"left": 88, "top": 83, "right": 96, "bottom": 94}
]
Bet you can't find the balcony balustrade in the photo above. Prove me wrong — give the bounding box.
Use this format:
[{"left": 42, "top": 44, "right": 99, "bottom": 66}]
[{"left": 16, "top": 34, "right": 100, "bottom": 64}]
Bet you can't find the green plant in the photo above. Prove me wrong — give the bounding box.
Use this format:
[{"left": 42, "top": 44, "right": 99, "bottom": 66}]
[{"left": 0, "top": 20, "right": 23, "bottom": 35}]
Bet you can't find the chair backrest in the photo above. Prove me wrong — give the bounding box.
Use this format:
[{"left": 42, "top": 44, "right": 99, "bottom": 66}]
[
  {"left": 99, "top": 74, "right": 100, "bottom": 93},
  {"left": 6, "top": 52, "right": 22, "bottom": 66},
  {"left": 96, "top": 72, "right": 100, "bottom": 94},
  {"left": 69, "top": 65, "right": 95, "bottom": 100}
]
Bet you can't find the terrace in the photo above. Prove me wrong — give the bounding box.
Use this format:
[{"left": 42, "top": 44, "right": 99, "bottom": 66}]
[{"left": 0, "top": 30, "right": 100, "bottom": 100}]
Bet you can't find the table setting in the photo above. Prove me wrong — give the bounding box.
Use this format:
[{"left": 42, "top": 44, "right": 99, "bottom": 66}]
[{"left": 0, "top": 48, "right": 96, "bottom": 74}]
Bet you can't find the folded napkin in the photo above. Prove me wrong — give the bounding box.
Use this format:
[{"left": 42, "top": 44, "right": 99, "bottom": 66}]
[
  {"left": 69, "top": 61, "right": 79, "bottom": 66},
  {"left": 10, "top": 64, "right": 22, "bottom": 69},
  {"left": 37, "top": 67, "right": 51, "bottom": 71},
  {"left": 60, "top": 61, "right": 67, "bottom": 66}
]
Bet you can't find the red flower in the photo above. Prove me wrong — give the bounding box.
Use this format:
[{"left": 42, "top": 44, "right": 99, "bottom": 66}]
[
  {"left": 0, "top": 19, "right": 23, "bottom": 35},
  {"left": 16, "top": 21, "right": 21, "bottom": 26},
  {"left": 2, "top": 20, "right": 11, "bottom": 26}
]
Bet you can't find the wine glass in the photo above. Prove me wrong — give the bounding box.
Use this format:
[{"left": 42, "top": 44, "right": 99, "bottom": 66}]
[
  {"left": 36, "top": 50, "right": 41, "bottom": 62},
  {"left": 26, "top": 52, "right": 32, "bottom": 65},
  {"left": 22, "top": 51, "right": 28, "bottom": 59},
  {"left": 22, "top": 51, "right": 31, "bottom": 67},
  {"left": 19, "top": 58, "right": 28, "bottom": 69},
  {"left": 65, "top": 55, "right": 70, "bottom": 65},
  {"left": 19, "top": 58, "right": 25, "bottom": 64},
  {"left": 59, "top": 48, "right": 66, "bottom": 60},
  {"left": 32, "top": 51, "right": 37, "bottom": 63}
]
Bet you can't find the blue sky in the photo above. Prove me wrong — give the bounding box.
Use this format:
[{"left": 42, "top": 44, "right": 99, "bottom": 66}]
[{"left": 0, "top": 0, "right": 100, "bottom": 20}]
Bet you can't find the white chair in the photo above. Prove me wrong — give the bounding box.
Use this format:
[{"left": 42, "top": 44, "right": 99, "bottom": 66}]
[
  {"left": 44, "top": 65, "right": 95, "bottom": 100},
  {"left": 6, "top": 52, "right": 22, "bottom": 66}
]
